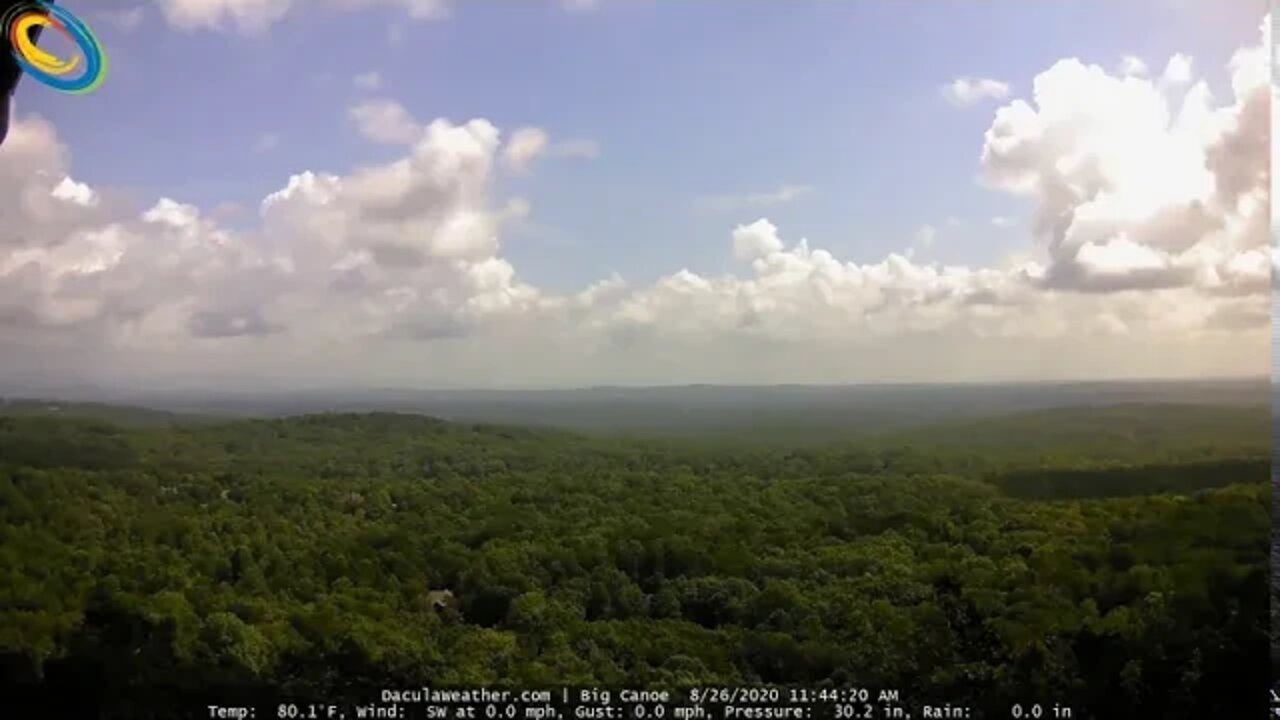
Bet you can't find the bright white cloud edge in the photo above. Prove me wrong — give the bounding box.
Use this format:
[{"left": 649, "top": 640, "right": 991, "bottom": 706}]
[{"left": 0, "top": 18, "right": 1270, "bottom": 389}]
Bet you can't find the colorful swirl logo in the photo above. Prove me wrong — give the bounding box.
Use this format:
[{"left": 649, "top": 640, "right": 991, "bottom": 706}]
[{"left": 2, "top": 1, "right": 106, "bottom": 94}]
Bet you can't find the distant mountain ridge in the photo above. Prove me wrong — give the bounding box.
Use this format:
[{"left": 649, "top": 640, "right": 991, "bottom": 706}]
[{"left": 2, "top": 377, "right": 1268, "bottom": 442}]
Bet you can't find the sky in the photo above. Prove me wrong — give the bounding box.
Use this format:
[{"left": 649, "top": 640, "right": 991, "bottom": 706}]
[{"left": 0, "top": 0, "right": 1272, "bottom": 390}]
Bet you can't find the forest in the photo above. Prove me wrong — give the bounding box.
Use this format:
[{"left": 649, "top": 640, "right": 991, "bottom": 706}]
[{"left": 0, "top": 399, "right": 1269, "bottom": 718}]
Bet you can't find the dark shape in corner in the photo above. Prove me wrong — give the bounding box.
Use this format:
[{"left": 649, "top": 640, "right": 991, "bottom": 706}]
[{"left": 0, "top": 0, "right": 52, "bottom": 147}]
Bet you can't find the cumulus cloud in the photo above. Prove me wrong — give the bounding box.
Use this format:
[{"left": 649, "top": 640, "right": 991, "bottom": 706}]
[
  {"left": 502, "top": 127, "right": 600, "bottom": 173},
  {"left": 349, "top": 99, "right": 425, "bottom": 145},
  {"left": 0, "top": 18, "right": 1270, "bottom": 388},
  {"left": 502, "top": 128, "right": 549, "bottom": 173},
  {"left": 942, "top": 77, "right": 1012, "bottom": 107},
  {"left": 1161, "top": 54, "right": 1194, "bottom": 85},
  {"left": 1, "top": 107, "right": 538, "bottom": 366},
  {"left": 731, "top": 219, "right": 785, "bottom": 261},
  {"left": 979, "top": 17, "right": 1270, "bottom": 297},
  {"left": 1119, "top": 56, "right": 1149, "bottom": 76},
  {"left": 154, "top": 0, "right": 293, "bottom": 33}
]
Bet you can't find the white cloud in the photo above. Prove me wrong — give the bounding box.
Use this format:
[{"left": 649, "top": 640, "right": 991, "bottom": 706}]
[
  {"left": 0, "top": 18, "right": 1270, "bottom": 388},
  {"left": 354, "top": 72, "right": 383, "bottom": 91},
  {"left": 697, "top": 185, "right": 814, "bottom": 212},
  {"left": 502, "top": 127, "right": 600, "bottom": 173},
  {"left": 154, "top": 0, "right": 293, "bottom": 33},
  {"left": 503, "top": 127, "right": 550, "bottom": 173},
  {"left": 1119, "top": 56, "right": 1149, "bottom": 76},
  {"left": 979, "top": 21, "right": 1269, "bottom": 296},
  {"left": 991, "top": 216, "right": 1015, "bottom": 228},
  {"left": 942, "top": 77, "right": 1012, "bottom": 107},
  {"left": 1162, "top": 53, "right": 1194, "bottom": 85},
  {"left": 349, "top": 99, "right": 424, "bottom": 145},
  {"left": 731, "top": 219, "right": 785, "bottom": 261},
  {"left": 51, "top": 178, "right": 99, "bottom": 208}
]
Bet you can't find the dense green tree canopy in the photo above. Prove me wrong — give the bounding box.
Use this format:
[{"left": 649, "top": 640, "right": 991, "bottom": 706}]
[{"left": 0, "top": 404, "right": 1269, "bottom": 718}]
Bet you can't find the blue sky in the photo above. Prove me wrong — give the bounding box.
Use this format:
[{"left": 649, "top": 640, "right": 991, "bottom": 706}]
[
  {"left": 25, "top": 0, "right": 1260, "bottom": 292},
  {"left": 0, "top": 1, "right": 1270, "bottom": 388}
]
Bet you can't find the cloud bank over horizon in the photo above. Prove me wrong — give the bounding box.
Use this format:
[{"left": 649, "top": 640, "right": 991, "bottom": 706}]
[{"left": 0, "top": 10, "right": 1270, "bottom": 390}]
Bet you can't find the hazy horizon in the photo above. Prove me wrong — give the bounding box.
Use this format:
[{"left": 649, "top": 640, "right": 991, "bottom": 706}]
[
  {"left": 3, "top": 376, "right": 1267, "bottom": 438},
  {"left": 0, "top": 372, "right": 1270, "bottom": 398}
]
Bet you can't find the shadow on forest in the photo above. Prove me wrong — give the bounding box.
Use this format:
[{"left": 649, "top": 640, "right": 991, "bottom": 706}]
[{"left": 990, "top": 459, "right": 1269, "bottom": 500}]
